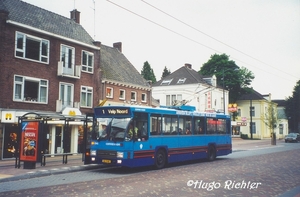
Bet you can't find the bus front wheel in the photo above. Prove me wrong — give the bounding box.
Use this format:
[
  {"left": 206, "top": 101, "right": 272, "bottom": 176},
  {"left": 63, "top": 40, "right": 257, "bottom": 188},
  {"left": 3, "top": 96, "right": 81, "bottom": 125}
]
[
  {"left": 207, "top": 146, "right": 216, "bottom": 161},
  {"left": 155, "top": 149, "right": 166, "bottom": 169}
]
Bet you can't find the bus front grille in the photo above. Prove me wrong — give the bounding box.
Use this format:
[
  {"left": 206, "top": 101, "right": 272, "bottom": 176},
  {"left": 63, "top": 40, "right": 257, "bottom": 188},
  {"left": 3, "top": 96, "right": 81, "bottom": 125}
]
[{"left": 97, "top": 150, "right": 117, "bottom": 158}]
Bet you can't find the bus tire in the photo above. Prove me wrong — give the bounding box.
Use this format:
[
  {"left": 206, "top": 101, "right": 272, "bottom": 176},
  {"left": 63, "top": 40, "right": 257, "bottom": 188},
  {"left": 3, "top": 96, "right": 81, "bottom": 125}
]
[
  {"left": 207, "top": 146, "right": 216, "bottom": 162},
  {"left": 155, "top": 149, "right": 166, "bottom": 169}
]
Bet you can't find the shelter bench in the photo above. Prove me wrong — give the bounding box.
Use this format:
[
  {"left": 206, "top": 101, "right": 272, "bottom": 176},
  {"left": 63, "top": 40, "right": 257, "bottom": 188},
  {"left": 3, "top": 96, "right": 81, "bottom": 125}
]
[{"left": 41, "top": 153, "right": 75, "bottom": 166}]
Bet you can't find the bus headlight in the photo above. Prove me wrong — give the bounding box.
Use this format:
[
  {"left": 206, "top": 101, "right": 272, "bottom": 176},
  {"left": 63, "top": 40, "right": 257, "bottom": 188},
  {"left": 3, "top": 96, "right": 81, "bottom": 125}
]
[
  {"left": 91, "top": 150, "right": 96, "bottom": 156},
  {"left": 117, "top": 152, "right": 124, "bottom": 158}
]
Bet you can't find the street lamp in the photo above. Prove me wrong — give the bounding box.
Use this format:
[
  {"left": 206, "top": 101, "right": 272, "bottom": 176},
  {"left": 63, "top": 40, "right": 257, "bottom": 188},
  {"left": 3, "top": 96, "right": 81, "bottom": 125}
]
[{"left": 223, "top": 68, "right": 225, "bottom": 114}]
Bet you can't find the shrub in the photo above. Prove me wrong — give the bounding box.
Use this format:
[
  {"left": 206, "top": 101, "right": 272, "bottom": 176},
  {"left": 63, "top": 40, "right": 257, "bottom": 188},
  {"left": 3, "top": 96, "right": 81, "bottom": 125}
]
[{"left": 241, "top": 134, "right": 248, "bottom": 139}]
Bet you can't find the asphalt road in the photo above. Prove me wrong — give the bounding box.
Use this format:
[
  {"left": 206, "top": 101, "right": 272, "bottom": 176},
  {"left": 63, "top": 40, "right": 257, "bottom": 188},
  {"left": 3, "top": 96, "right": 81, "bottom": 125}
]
[{"left": 0, "top": 140, "right": 299, "bottom": 197}]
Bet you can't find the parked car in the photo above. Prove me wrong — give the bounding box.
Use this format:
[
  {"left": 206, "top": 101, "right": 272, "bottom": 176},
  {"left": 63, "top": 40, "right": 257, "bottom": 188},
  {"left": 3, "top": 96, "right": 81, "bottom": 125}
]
[{"left": 285, "top": 133, "right": 300, "bottom": 143}]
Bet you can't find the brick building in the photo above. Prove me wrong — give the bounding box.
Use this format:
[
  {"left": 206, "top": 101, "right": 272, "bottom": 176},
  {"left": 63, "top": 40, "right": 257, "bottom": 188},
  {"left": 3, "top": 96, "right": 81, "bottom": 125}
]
[
  {"left": 0, "top": 0, "right": 102, "bottom": 159},
  {"left": 99, "top": 43, "right": 151, "bottom": 107}
]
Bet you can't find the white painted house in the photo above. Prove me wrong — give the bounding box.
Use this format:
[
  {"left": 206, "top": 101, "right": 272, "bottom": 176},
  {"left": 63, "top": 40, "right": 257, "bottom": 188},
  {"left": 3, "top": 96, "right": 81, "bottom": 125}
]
[
  {"left": 235, "top": 91, "right": 288, "bottom": 139},
  {"left": 152, "top": 64, "right": 229, "bottom": 114}
]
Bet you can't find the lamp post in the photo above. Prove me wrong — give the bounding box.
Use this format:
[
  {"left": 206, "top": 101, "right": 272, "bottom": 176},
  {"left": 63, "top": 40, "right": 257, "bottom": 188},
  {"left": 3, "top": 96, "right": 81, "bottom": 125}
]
[
  {"left": 250, "top": 98, "right": 253, "bottom": 139},
  {"left": 223, "top": 68, "right": 225, "bottom": 114}
]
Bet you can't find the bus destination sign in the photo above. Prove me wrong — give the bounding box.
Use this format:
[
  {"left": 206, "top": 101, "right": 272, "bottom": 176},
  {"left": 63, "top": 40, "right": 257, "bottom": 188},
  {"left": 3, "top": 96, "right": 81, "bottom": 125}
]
[{"left": 95, "top": 107, "right": 131, "bottom": 116}]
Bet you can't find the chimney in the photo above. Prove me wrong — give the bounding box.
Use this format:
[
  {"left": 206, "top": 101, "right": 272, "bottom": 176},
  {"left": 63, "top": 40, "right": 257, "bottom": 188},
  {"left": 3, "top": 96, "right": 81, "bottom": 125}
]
[
  {"left": 70, "top": 9, "right": 80, "bottom": 24},
  {"left": 93, "top": 41, "right": 101, "bottom": 47},
  {"left": 113, "top": 42, "right": 122, "bottom": 52},
  {"left": 184, "top": 63, "right": 192, "bottom": 69}
]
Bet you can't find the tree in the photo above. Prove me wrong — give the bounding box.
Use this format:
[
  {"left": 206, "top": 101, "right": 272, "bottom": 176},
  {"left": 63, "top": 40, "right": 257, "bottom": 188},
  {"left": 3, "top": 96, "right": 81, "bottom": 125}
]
[
  {"left": 161, "top": 66, "right": 171, "bottom": 79},
  {"left": 199, "top": 53, "right": 255, "bottom": 103},
  {"left": 285, "top": 80, "right": 300, "bottom": 133},
  {"left": 141, "top": 61, "right": 156, "bottom": 83},
  {"left": 263, "top": 102, "right": 279, "bottom": 145}
]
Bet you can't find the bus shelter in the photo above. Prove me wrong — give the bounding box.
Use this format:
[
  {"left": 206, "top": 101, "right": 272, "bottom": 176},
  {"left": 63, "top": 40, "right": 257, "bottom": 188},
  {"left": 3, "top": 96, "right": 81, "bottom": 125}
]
[{"left": 15, "top": 112, "right": 94, "bottom": 169}]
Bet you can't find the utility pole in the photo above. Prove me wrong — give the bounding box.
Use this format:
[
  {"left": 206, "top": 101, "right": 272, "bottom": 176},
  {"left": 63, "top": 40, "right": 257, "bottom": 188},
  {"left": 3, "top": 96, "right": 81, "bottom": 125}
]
[{"left": 250, "top": 99, "right": 253, "bottom": 139}]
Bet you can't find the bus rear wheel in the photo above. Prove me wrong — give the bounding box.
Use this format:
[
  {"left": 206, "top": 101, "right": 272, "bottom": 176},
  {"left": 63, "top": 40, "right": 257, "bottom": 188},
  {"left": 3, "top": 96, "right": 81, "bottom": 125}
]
[
  {"left": 207, "top": 146, "right": 216, "bottom": 161},
  {"left": 155, "top": 149, "right": 166, "bottom": 169}
]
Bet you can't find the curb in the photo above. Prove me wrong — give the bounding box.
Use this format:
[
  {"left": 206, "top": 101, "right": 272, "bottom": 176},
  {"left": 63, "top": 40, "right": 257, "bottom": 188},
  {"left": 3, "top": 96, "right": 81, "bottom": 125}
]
[{"left": 0, "top": 164, "right": 101, "bottom": 183}]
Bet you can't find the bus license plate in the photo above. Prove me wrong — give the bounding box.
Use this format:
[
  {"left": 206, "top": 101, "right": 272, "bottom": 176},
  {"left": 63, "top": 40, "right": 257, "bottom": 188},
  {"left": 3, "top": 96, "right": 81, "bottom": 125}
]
[{"left": 102, "top": 159, "right": 111, "bottom": 164}]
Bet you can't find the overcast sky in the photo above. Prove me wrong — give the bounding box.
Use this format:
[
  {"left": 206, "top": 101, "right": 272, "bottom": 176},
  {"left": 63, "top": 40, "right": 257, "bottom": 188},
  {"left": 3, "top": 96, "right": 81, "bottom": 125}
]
[{"left": 23, "top": 0, "right": 300, "bottom": 100}]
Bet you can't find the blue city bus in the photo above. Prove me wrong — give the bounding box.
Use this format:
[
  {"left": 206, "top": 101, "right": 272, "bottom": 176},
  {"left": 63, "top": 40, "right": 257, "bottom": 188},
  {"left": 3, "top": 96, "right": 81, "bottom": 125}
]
[{"left": 89, "top": 105, "right": 231, "bottom": 169}]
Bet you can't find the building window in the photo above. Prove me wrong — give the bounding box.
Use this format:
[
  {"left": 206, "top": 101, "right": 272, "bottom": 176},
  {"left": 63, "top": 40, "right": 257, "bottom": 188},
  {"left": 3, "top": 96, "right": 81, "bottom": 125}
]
[
  {"left": 177, "top": 94, "right": 182, "bottom": 101},
  {"left": 141, "top": 93, "right": 147, "bottom": 102},
  {"left": 82, "top": 50, "right": 94, "bottom": 73},
  {"left": 81, "top": 86, "right": 93, "bottom": 107},
  {"left": 15, "top": 32, "right": 49, "bottom": 63},
  {"left": 13, "top": 75, "right": 48, "bottom": 103},
  {"left": 177, "top": 78, "right": 186, "bottom": 84},
  {"left": 131, "top": 91, "right": 137, "bottom": 101},
  {"left": 60, "top": 45, "right": 75, "bottom": 75},
  {"left": 166, "top": 94, "right": 182, "bottom": 106},
  {"left": 166, "top": 95, "right": 170, "bottom": 106},
  {"left": 106, "top": 87, "right": 113, "bottom": 98},
  {"left": 279, "top": 124, "right": 283, "bottom": 134},
  {"left": 250, "top": 106, "right": 255, "bottom": 117},
  {"left": 250, "top": 122, "right": 256, "bottom": 134},
  {"left": 60, "top": 83, "right": 74, "bottom": 107},
  {"left": 161, "top": 79, "right": 173, "bottom": 85},
  {"left": 171, "top": 95, "right": 176, "bottom": 105},
  {"left": 119, "top": 89, "right": 125, "bottom": 100}
]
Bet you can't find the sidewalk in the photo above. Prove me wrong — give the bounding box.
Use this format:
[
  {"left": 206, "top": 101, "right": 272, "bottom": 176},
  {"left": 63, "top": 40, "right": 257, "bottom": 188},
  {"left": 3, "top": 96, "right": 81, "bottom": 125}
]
[
  {"left": 232, "top": 137, "right": 283, "bottom": 151},
  {"left": 0, "top": 154, "right": 101, "bottom": 182},
  {"left": 0, "top": 138, "right": 283, "bottom": 182}
]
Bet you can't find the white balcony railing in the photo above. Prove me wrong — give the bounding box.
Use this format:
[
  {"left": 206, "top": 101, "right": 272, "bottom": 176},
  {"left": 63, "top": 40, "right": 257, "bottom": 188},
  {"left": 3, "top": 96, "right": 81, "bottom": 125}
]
[
  {"left": 56, "top": 100, "right": 80, "bottom": 112},
  {"left": 57, "top": 61, "right": 81, "bottom": 79}
]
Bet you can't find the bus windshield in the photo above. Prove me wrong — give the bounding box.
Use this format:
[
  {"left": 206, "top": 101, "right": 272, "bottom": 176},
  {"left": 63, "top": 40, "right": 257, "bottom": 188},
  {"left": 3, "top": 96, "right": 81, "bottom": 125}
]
[{"left": 96, "top": 117, "right": 131, "bottom": 142}]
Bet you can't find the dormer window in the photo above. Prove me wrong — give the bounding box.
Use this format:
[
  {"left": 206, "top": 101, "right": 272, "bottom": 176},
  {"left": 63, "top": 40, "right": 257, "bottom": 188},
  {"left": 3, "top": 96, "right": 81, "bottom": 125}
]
[
  {"left": 177, "top": 78, "right": 186, "bottom": 84},
  {"left": 161, "top": 79, "right": 173, "bottom": 85}
]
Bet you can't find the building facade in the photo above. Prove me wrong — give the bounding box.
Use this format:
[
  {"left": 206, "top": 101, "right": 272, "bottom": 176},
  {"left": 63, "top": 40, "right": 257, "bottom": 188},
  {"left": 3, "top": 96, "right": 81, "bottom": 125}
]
[
  {"left": 235, "top": 91, "right": 288, "bottom": 139},
  {"left": 152, "top": 64, "right": 229, "bottom": 114},
  {"left": 0, "top": 0, "right": 101, "bottom": 159},
  {"left": 99, "top": 43, "right": 151, "bottom": 107}
]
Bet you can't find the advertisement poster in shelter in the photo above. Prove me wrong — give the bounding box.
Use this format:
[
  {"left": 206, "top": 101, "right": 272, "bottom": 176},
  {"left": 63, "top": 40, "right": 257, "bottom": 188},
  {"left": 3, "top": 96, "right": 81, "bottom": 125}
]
[{"left": 20, "top": 121, "right": 39, "bottom": 162}]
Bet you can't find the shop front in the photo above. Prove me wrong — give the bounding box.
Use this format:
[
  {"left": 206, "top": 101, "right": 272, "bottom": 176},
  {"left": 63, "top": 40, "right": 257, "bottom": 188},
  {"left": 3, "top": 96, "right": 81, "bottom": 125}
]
[{"left": 0, "top": 109, "right": 90, "bottom": 160}]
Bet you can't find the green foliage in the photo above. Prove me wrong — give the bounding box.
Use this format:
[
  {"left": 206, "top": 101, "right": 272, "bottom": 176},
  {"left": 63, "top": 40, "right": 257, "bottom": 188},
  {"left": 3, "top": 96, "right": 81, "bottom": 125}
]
[
  {"left": 199, "top": 53, "right": 255, "bottom": 103},
  {"left": 285, "top": 80, "right": 300, "bottom": 132},
  {"left": 263, "top": 102, "right": 278, "bottom": 135},
  {"left": 161, "top": 66, "right": 171, "bottom": 79},
  {"left": 141, "top": 61, "right": 157, "bottom": 83},
  {"left": 241, "top": 134, "right": 249, "bottom": 139}
]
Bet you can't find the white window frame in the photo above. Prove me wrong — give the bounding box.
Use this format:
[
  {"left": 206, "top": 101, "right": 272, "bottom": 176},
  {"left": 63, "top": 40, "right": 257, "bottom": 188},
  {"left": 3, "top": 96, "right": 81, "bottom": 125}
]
[
  {"left": 59, "top": 82, "right": 74, "bottom": 108},
  {"left": 161, "top": 79, "right": 173, "bottom": 85},
  {"left": 80, "top": 86, "right": 93, "bottom": 108},
  {"left": 177, "top": 78, "right": 186, "bottom": 84},
  {"left": 166, "top": 94, "right": 182, "bottom": 106},
  {"left": 131, "top": 91, "right": 137, "bottom": 101},
  {"left": 141, "top": 93, "right": 147, "bottom": 103},
  {"left": 60, "top": 44, "right": 75, "bottom": 75},
  {"left": 119, "top": 89, "right": 125, "bottom": 100},
  {"left": 15, "top": 31, "right": 49, "bottom": 64},
  {"left": 106, "top": 87, "right": 113, "bottom": 98},
  {"left": 81, "top": 50, "right": 94, "bottom": 73},
  {"left": 13, "top": 75, "right": 48, "bottom": 103}
]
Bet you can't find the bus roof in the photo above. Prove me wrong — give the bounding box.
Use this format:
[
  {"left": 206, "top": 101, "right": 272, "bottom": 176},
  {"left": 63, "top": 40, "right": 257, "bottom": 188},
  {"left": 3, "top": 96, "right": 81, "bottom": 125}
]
[{"left": 94, "top": 105, "right": 230, "bottom": 119}]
